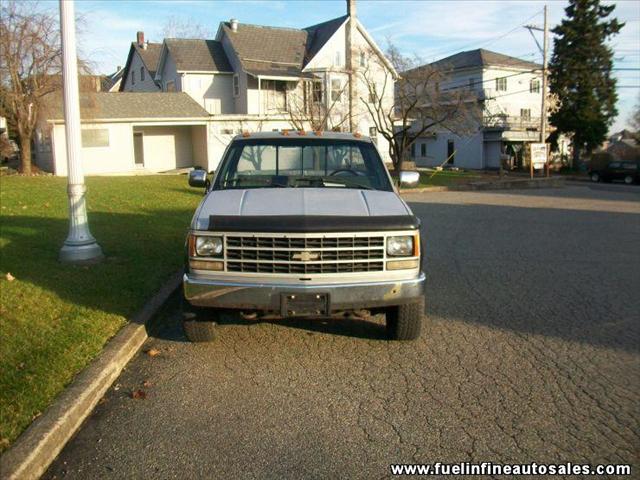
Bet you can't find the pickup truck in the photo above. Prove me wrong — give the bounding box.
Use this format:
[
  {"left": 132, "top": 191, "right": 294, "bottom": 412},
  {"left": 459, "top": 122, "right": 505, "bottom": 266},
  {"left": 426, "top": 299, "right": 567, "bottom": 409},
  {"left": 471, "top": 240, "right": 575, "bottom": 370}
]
[{"left": 183, "top": 131, "right": 425, "bottom": 341}]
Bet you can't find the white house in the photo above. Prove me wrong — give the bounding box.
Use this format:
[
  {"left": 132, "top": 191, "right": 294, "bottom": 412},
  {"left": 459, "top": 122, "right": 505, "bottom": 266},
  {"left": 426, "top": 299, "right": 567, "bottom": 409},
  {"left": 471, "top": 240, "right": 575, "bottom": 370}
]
[
  {"left": 406, "top": 49, "right": 544, "bottom": 170},
  {"left": 37, "top": 0, "right": 396, "bottom": 175},
  {"left": 35, "top": 92, "right": 210, "bottom": 175}
]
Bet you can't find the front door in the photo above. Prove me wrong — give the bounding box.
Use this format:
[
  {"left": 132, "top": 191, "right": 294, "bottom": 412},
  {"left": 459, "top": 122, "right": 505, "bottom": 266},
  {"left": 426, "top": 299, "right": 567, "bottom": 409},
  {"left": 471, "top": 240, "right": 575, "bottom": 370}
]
[
  {"left": 133, "top": 132, "right": 144, "bottom": 167},
  {"left": 447, "top": 140, "right": 455, "bottom": 165}
]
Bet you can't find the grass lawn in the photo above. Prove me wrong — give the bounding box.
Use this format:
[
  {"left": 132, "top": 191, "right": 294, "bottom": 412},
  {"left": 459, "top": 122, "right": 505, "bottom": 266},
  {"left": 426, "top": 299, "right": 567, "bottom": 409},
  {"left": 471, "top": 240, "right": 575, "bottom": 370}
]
[
  {"left": 0, "top": 175, "right": 201, "bottom": 451},
  {"left": 415, "top": 169, "right": 484, "bottom": 188}
]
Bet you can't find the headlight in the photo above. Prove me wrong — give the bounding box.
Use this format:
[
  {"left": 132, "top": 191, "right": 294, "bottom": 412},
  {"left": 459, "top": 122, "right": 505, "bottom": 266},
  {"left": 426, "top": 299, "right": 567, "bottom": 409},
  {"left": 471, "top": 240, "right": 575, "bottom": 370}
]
[
  {"left": 386, "top": 235, "right": 414, "bottom": 257},
  {"left": 195, "top": 236, "right": 223, "bottom": 257}
]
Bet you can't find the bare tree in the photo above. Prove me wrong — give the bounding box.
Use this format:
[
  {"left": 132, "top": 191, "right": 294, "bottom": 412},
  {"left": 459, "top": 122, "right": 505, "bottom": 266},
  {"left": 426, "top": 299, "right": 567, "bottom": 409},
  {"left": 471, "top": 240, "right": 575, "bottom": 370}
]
[
  {"left": 287, "top": 78, "right": 351, "bottom": 132},
  {"left": 0, "top": 1, "right": 63, "bottom": 174},
  {"left": 161, "top": 16, "right": 212, "bottom": 39},
  {"left": 359, "top": 43, "right": 480, "bottom": 172}
]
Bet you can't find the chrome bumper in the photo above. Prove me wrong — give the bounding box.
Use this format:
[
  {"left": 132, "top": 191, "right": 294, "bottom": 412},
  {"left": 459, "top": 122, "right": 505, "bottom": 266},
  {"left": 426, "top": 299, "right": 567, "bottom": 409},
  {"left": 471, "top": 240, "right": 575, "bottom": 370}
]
[{"left": 184, "top": 273, "right": 426, "bottom": 311}]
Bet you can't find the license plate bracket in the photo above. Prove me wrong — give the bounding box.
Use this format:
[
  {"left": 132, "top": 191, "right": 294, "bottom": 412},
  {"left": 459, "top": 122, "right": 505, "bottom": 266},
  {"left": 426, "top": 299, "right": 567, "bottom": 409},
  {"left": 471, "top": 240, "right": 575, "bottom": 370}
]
[{"left": 280, "top": 293, "right": 329, "bottom": 317}]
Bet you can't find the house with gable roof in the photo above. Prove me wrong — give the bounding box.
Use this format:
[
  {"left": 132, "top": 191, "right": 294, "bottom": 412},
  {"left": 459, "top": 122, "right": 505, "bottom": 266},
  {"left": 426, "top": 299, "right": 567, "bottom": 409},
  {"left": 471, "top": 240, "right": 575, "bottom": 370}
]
[{"left": 36, "top": 0, "right": 397, "bottom": 176}]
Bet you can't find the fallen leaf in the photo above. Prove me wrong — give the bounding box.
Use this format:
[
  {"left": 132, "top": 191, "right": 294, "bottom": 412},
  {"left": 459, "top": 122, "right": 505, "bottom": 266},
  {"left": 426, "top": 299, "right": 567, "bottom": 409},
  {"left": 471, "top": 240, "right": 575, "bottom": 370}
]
[
  {"left": 145, "top": 348, "right": 160, "bottom": 357},
  {"left": 142, "top": 380, "right": 152, "bottom": 388},
  {"left": 5, "top": 273, "right": 15, "bottom": 282},
  {"left": 131, "top": 389, "right": 147, "bottom": 400}
]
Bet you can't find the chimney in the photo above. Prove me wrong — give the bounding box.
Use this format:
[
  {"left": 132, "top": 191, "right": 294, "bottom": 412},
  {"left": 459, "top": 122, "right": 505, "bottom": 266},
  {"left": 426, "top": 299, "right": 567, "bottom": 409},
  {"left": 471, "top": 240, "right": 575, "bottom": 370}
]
[
  {"left": 347, "top": 0, "right": 356, "bottom": 18},
  {"left": 136, "top": 31, "right": 145, "bottom": 48},
  {"left": 230, "top": 19, "right": 238, "bottom": 32}
]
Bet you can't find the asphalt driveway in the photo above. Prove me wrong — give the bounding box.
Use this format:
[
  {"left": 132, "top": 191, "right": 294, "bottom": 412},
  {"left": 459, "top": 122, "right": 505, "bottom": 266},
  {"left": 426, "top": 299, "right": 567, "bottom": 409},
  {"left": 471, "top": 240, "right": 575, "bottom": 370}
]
[{"left": 45, "top": 184, "right": 640, "bottom": 479}]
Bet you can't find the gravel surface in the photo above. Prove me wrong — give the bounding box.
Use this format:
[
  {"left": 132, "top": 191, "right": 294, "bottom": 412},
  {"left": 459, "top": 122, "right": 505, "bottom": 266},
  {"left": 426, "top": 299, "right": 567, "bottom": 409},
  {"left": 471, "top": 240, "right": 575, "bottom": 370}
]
[{"left": 45, "top": 184, "right": 640, "bottom": 479}]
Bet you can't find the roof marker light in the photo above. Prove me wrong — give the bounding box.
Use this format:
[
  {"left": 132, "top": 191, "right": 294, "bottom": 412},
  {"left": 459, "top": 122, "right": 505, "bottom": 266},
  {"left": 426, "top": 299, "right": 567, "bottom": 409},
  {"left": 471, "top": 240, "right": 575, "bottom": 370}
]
[
  {"left": 314, "top": 130, "right": 323, "bottom": 136},
  {"left": 282, "top": 129, "right": 289, "bottom": 136},
  {"left": 242, "top": 131, "right": 250, "bottom": 137},
  {"left": 353, "top": 131, "right": 362, "bottom": 138},
  {"left": 298, "top": 130, "right": 306, "bottom": 136}
]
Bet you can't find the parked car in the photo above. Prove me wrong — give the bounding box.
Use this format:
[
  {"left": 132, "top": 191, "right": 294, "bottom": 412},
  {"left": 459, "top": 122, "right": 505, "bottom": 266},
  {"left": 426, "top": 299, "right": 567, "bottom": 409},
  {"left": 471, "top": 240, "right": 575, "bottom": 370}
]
[
  {"left": 589, "top": 160, "right": 639, "bottom": 184},
  {"left": 183, "top": 132, "right": 425, "bottom": 342}
]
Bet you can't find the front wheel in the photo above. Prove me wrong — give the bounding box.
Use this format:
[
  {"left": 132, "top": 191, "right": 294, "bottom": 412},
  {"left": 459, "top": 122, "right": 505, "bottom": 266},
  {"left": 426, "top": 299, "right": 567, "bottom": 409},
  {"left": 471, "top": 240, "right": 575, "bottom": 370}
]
[
  {"left": 624, "top": 175, "right": 634, "bottom": 185},
  {"left": 182, "top": 297, "right": 217, "bottom": 342},
  {"left": 385, "top": 298, "right": 425, "bottom": 341},
  {"left": 590, "top": 172, "right": 600, "bottom": 183}
]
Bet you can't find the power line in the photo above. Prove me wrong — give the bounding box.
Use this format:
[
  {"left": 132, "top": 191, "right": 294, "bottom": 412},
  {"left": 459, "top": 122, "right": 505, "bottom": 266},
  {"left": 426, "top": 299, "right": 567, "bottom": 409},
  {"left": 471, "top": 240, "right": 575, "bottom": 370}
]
[{"left": 423, "top": 9, "right": 544, "bottom": 61}]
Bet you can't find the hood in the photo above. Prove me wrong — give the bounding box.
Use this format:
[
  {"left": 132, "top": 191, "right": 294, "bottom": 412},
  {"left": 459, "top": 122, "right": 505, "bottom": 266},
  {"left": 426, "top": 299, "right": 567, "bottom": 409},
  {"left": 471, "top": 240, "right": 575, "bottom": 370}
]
[{"left": 193, "top": 188, "right": 411, "bottom": 230}]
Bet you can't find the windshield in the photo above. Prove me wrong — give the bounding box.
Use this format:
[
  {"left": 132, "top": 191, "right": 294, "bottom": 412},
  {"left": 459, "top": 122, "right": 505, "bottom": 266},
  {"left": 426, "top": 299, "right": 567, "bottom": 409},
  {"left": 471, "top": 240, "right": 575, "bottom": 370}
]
[{"left": 213, "top": 139, "right": 393, "bottom": 192}]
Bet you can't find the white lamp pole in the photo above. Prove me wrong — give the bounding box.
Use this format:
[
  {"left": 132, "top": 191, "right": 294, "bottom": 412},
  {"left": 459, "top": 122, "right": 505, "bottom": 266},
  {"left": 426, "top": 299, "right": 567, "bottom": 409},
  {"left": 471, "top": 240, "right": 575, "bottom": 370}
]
[{"left": 58, "top": 0, "right": 103, "bottom": 263}]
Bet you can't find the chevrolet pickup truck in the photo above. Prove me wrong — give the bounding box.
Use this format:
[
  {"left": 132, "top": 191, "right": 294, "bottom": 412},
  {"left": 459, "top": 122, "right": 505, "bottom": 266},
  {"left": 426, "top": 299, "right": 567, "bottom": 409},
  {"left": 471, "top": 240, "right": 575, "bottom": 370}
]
[{"left": 183, "top": 132, "right": 425, "bottom": 341}]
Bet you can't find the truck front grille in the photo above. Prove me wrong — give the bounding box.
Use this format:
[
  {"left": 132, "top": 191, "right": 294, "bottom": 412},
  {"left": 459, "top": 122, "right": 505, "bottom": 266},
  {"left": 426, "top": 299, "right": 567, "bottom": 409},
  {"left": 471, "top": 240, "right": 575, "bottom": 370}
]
[{"left": 225, "top": 235, "right": 385, "bottom": 274}]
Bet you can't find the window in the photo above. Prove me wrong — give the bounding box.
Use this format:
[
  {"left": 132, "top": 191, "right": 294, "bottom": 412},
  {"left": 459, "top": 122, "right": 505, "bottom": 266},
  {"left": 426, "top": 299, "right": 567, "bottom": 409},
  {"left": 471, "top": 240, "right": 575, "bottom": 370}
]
[
  {"left": 622, "top": 162, "right": 638, "bottom": 170},
  {"left": 140, "top": 67, "right": 145, "bottom": 82},
  {"left": 331, "top": 79, "right": 342, "bottom": 102},
  {"left": 369, "top": 127, "right": 378, "bottom": 145},
  {"left": 530, "top": 79, "right": 540, "bottom": 93},
  {"left": 262, "top": 79, "right": 287, "bottom": 112},
  {"left": 359, "top": 51, "right": 367, "bottom": 67},
  {"left": 312, "top": 81, "right": 323, "bottom": 103},
  {"left": 421, "top": 143, "right": 426, "bottom": 157},
  {"left": 233, "top": 74, "right": 239, "bottom": 97},
  {"left": 411, "top": 143, "right": 416, "bottom": 158},
  {"left": 81, "top": 129, "right": 109, "bottom": 148},
  {"left": 495, "top": 77, "right": 507, "bottom": 91},
  {"left": 520, "top": 108, "right": 531, "bottom": 120},
  {"left": 334, "top": 51, "right": 342, "bottom": 67},
  {"left": 608, "top": 162, "right": 621, "bottom": 169},
  {"left": 131, "top": 71, "right": 135, "bottom": 85}
]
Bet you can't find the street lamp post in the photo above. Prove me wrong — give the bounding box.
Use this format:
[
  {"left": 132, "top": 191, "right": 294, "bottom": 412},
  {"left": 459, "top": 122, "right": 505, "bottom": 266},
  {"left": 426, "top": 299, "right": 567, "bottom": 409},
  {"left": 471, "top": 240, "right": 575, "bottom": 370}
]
[{"left": 58, "top": 0, "right": 103, "bottom": 263}]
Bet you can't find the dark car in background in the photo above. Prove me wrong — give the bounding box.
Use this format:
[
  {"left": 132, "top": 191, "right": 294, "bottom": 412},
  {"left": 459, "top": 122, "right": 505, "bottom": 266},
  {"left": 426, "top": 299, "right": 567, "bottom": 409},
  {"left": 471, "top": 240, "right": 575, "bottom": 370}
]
[{"left": 589, "top": 160, "right": 639, "bottom": 184}]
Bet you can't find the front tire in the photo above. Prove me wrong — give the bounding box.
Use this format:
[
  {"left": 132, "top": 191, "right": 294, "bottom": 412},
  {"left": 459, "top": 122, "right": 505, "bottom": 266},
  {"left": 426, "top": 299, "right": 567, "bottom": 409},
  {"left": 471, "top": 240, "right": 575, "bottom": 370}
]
[
  {"left": 590, "top": 172, "right": 600, "bottom": 183},
  {"left": 386, "top": 298, "right": 425, "bottom": 341},
  {"left": 624, "top": 175, "right": 634, "bottom": 185},
  {"left": 182, "top": 298, "right": 217, "bottom": 342}
]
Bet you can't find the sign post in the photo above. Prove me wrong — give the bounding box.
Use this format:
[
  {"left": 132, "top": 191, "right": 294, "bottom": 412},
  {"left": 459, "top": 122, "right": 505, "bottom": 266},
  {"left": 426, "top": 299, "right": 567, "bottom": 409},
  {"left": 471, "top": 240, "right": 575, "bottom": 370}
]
[{"left": 530, "top": 143, "right": 548, "bottom": 174}]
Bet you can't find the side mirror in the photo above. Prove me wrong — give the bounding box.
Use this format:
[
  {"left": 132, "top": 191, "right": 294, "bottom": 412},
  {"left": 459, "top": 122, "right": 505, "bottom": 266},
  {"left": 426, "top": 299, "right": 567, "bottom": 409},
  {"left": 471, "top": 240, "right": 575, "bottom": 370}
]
[
  {"left": 399, "top": 170, "right": 420, "bottom": 187},
  {"left": 188, "top": 169, "right": 208, "bottom": 188}
]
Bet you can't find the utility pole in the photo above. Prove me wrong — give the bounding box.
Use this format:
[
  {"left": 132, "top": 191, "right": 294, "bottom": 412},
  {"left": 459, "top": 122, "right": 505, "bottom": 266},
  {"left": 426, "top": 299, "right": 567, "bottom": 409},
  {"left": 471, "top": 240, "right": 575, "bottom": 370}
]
[
  {"left": 525, "top": 5, "right": 549, "bottom": 178},
  {"left": 541, "top": 5, "right": 549, "bottom": 177},
  {"left": 58, "top": 0, "right": 103, "bottom": 263}
]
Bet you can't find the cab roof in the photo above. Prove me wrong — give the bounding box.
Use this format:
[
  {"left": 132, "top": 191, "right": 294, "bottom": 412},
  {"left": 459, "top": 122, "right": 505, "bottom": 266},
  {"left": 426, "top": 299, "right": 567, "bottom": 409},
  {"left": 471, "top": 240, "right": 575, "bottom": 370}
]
[{"left": 231, "top": 131, "right": 373, "bottom": 143}]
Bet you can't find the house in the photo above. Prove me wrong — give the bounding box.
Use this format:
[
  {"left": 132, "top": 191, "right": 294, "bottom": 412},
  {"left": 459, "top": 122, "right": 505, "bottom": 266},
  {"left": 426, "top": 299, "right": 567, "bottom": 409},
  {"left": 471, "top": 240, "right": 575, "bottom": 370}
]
[
  {"left": 40, "top": 0, "right": 396, "bottom": 175},
  {"left": 101, "top": 66, "right": 125, "bottom": 92},
  {"left": 406, "top": 49, "right": 544, "bottom": 170},
  {"left": 120, "top": 32, "right": 162, "bottom": 92},
  {"left": 35, "top": 92, "right": 210, "bottom": 175}
]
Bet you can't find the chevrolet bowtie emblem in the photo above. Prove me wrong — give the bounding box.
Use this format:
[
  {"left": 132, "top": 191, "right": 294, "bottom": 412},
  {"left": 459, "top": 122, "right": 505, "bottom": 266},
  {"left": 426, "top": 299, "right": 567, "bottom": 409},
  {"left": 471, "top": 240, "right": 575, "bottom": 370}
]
[{"left": 292, "top": 251, "right": 319, "bottom": 262}]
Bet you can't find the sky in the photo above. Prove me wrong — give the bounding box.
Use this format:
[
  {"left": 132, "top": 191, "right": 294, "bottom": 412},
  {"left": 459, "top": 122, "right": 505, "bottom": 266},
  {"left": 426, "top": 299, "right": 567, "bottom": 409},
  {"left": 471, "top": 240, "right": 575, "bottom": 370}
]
[{"left": 54, "top": 0, "right": 640, "bottom": 132}]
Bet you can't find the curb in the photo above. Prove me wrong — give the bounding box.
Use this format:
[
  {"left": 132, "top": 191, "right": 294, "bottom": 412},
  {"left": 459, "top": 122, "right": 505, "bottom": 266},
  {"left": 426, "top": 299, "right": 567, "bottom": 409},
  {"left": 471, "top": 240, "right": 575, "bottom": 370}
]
[
  {"left": 400, "top": 177, "right": 565, "bottom": 194},
  {"left": 0, "top": 270, "right": 183, "bottom": 480}
]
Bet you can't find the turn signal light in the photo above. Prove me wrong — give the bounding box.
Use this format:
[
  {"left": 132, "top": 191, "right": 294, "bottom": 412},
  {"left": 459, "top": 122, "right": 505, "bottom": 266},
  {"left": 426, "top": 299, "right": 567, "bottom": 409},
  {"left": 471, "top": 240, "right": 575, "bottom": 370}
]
[
  {"left": 387, "top": 259, "right": 419, "bottom": 270},
  {"left": 189, "top": 260, "right": 224, "bottom": 271}
]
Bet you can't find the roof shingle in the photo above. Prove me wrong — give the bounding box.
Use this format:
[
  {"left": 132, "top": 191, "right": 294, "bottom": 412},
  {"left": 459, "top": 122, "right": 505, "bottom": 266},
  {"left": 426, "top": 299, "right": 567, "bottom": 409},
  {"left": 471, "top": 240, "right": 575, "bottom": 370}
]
[
  {"left": 165, "top": 39, "right": 232, "bottom": 72},
  {"left": 134, "top": 42, "right": 163, "bottom": 76},
  {"left": 428, "top": 48, "right": 541, "bottom": 72},
  {"left": 222, "top": 22, "right": 309, "bottom": 77},
  {"left": 46, "top": 92, "right": 209, "bottom": 120}
]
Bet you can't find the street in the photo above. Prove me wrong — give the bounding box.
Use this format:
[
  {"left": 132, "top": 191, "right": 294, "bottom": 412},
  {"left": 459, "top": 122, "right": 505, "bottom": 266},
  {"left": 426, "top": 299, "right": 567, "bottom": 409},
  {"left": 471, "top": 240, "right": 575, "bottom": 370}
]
[{"left": 45, "top": 184, "right": 640, "bottom": 479}]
